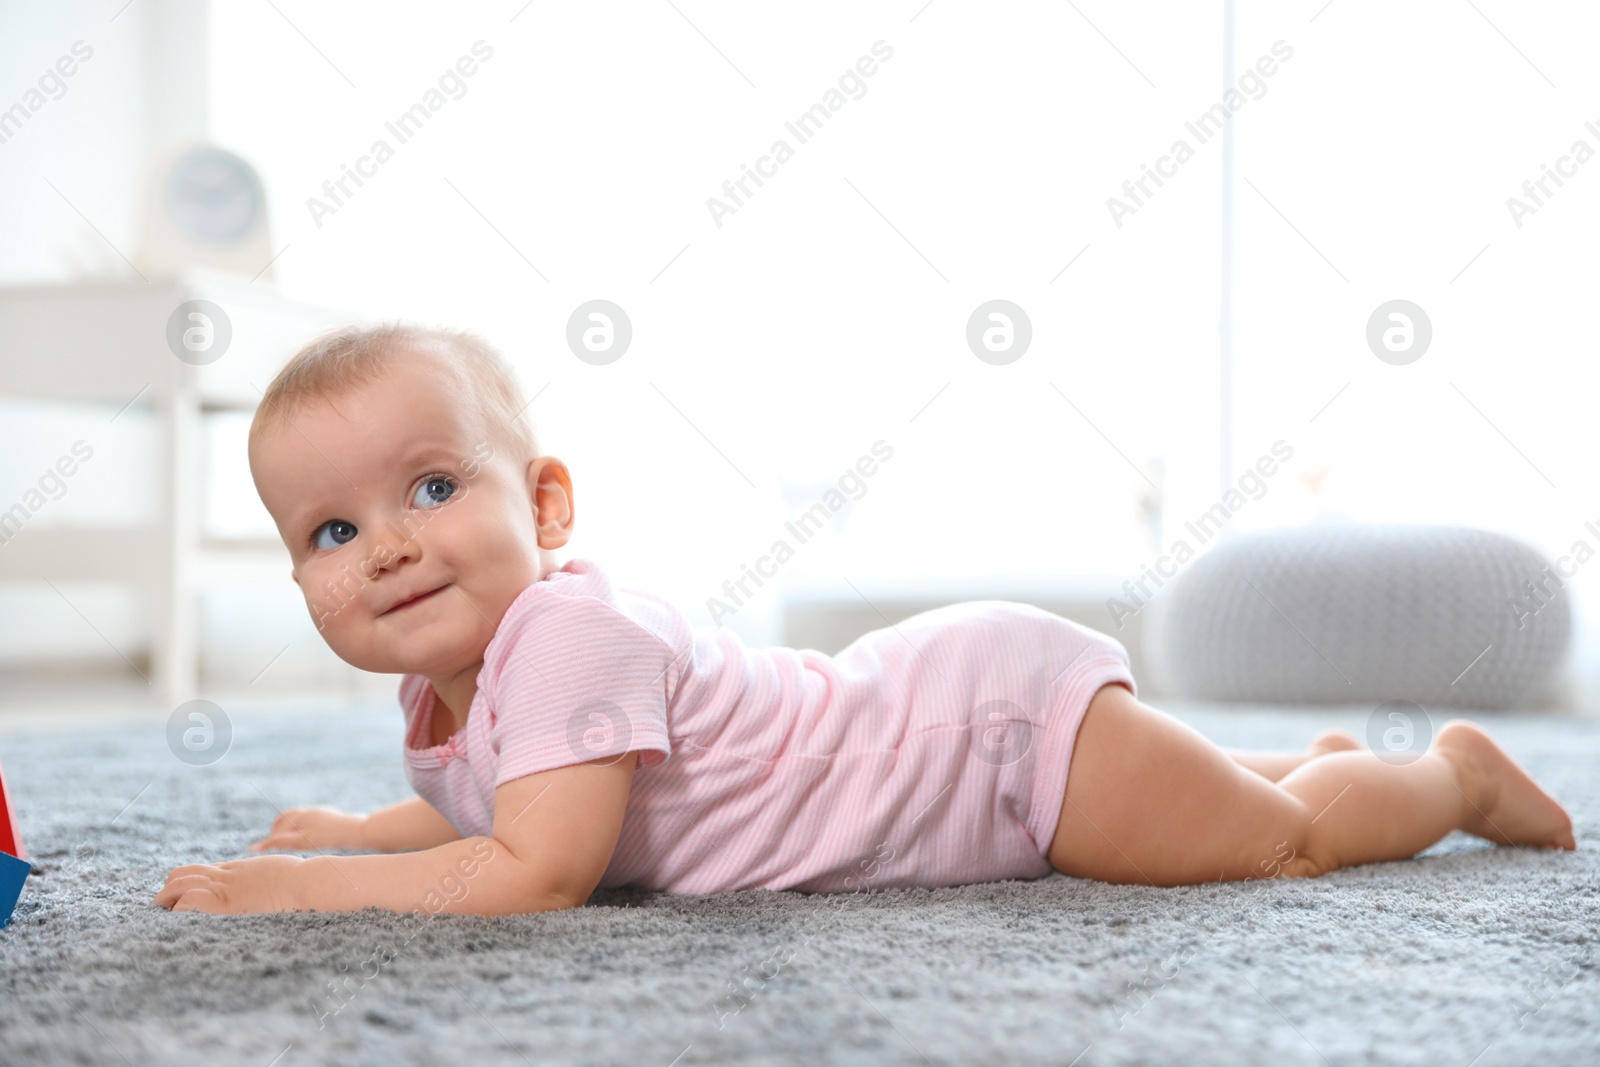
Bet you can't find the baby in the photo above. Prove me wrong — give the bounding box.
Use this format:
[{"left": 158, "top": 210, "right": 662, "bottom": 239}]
[{"left": 155, "top": 324, "right": 1577, "bottom": 916}]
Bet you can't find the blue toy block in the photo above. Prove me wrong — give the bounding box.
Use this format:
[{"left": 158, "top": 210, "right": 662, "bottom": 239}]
[{"left": 0, "top": 851, "right": 26, "bottom": 928}]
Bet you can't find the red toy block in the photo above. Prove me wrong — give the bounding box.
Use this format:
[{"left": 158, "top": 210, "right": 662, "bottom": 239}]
[
  {"left": 0, "top": 755, "right": 23, "bottom": 861},
  {"left": 0, "top": 754, "right": 27, "bottom": 927}
]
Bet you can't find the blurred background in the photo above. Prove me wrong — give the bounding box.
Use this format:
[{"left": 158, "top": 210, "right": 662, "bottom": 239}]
[{"left": 2, "top": 0, "right": 1598, "bottom": 716}]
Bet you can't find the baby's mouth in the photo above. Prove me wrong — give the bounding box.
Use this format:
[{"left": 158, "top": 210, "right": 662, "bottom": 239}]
[{"left": 383, "top": 584, "right": 449, "bottom": 615}]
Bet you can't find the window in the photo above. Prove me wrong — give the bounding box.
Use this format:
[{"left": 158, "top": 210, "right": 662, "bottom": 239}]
[
  {"left": 208, "top": 2, "right": 1223, "bottom": 618},
  {"left": 210, "top": 2, "right": 1599, "bottom": 643}
]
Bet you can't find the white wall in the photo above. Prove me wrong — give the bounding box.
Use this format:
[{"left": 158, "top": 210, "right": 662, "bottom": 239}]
[{"left": 3, "top": 1, "right": 1597, "bottom": 712}]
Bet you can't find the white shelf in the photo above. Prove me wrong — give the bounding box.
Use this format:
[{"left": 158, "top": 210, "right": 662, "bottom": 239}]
[{"left": 0, "top": 270, "right": 349, "bottom": 705}]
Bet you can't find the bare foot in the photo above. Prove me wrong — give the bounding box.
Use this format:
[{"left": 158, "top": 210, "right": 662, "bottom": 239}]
[
  {"left": 1310, "top": 730, "right": 1360, "bottom": 757},
  {"left": 1435, "top": 720, "right": 1577, "bottom": 851}
]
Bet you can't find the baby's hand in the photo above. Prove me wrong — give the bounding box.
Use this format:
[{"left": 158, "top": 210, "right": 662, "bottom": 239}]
[
  {"left": 248, "top": 806, "right": 367, "bottom": 852},
  {"left": 155, "top": 855, "right": 305, "bottom": 914}
]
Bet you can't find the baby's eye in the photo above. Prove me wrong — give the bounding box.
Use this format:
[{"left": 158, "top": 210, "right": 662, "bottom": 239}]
[
  {"left": 312, "top": 520, "right": 358, "bottom": 551},
  {"left": 414, "top": 475, "right": 458, "bottom": 508},
  {"left": 306, "top": 477, "right": 457, "bottom": 552}
]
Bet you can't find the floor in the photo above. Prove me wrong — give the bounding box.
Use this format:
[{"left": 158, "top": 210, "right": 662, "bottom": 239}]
[{"left": 0, "top": 691, "right": 1595, "bottom": 1066}]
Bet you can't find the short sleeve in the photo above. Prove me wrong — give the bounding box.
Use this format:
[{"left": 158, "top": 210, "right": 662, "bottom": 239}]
[{"left": 485, "top": 593, "right": 675, "bottom": 790}]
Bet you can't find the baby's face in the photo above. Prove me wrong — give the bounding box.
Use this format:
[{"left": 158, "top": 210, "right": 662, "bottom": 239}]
[{"left": 249, "top": 353, "right": 569, "bottom": 678}]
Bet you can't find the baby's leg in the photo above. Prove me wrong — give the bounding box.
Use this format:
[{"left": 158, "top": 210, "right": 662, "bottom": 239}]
[
  {"left": 1048, "top": 684, "right": 1576, "bottom": 886},
  {"left": 1226, "top": 730, "right": 1359, "bottom": 782}
]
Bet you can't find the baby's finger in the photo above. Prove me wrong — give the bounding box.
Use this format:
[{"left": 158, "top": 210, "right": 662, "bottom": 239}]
[
  {"left": 274, "top": 807, "right": 316, "bottom": 830},
  {"left": 251, "top": 832, "right": 304, "bottom": 852},
  {"left": 164, "top": 862, "right": 218, "bottom": 877},
  {"left": 172, "top": 887, "right": 223, "bottom": 913},
  {"left": 155, "top": 870, "right": 216, "bottom": 907},
  {"left": 270, "top": 810, "right": 303, "bottom": 832}
]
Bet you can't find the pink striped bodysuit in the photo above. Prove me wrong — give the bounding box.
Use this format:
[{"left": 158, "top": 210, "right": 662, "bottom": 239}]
[{"left": 398, "top": 557, "right": 1135, "bottom": 894}]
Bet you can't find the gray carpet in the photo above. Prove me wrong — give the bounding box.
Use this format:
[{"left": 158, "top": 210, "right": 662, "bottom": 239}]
[{"left": 0, "top": 698, "right": 1595, "bottom": 1066}]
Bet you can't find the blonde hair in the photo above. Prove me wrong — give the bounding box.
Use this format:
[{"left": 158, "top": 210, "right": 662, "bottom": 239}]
[{"left": 248, "top": 322, "right": 538, "bottom": 471}]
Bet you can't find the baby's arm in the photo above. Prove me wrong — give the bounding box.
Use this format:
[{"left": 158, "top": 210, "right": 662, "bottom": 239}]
[
  {"left": 360, "top": 796, "right": 462, "bottom": 851},
  {"left": 248, "top": 796, "right": 461, "bottom": 853},
  {"left": 159, "top": 752, "right": 637, "bottom": 916}
]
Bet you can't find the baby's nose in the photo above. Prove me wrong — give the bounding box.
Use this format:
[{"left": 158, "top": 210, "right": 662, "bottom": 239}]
[{"left": 365, "top": 521, "right": 422, "bottom": 574}]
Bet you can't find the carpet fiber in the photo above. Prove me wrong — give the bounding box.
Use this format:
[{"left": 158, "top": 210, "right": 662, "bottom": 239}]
[{"left": 1, "top": 698, "right": 1596, "bottom": 1066}]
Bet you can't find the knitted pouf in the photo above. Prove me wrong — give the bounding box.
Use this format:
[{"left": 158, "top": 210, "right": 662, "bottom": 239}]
[{"left": 1143, "top": 523, "right": 1571, "bottom": 710}]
